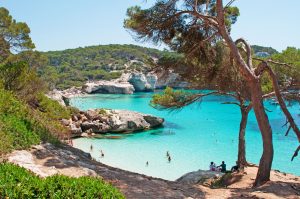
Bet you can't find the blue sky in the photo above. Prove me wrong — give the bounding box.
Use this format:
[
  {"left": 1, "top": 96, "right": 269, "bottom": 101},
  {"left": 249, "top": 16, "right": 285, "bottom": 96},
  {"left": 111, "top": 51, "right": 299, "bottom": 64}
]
[{"left": 1, "top": 0, "right": 300, "bottom": 52}]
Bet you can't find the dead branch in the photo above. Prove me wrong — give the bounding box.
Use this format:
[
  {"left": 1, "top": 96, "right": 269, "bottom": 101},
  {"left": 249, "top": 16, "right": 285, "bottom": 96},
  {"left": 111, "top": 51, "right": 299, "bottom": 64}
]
[
  {"left": 291, "top": 145, "right": 300, "bottom": 161},
  {"left": 221, "top": 101, "right": 240, "bottom": 106},
  {"left": 235, "top": 38, "right": 253, "bottom": 69},
  {"left": 285, "top": 125, "right": 292, "bottom": 136},
  {"left": 264, "top": 62, "right": 300, "bottom": 142}
]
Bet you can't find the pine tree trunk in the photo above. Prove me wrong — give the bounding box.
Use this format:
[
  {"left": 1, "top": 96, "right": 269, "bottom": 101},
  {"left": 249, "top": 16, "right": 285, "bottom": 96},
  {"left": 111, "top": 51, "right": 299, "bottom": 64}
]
[
  {"left": 250, "top": 80, "right": 274, "bottom": 187},
  {"left": 237, "top": 108, "right": 248, "bottom": 169}
]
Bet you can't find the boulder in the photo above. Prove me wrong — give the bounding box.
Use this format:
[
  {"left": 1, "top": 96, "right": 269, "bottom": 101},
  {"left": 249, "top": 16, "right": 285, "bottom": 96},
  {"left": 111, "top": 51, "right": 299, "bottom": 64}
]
[
  {"left": 84, "top": 110, "right": 100, "bottom": 121},
  {"left": 61, "top": 119, "right": 70, "bottom": 126},
  {"left": 82, "top": 81, "right": 135, "bottom": 94},
  {"left": 80, "top": 121, "right": 110, "bottom": 133},
  {"left": 107, "top": 110, "right": 163, "bottom": 132},
  {"left": 176, "top": 170, "right": 224, "bottom": 185},
  {"left": 143, "top": 115, "right": 164, "bottom": 127},
  {"left": 70, "top": 123, "right": 82, "bottom": 136}
]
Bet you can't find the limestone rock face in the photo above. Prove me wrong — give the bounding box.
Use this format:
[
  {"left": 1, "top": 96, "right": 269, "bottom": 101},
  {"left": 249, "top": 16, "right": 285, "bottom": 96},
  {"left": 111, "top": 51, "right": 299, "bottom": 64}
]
[
  {"left": 156, "top": 70, "right": 189, "bottom": 89},
  {"left": 82, "top": 81, "right": 135, "bottom": 94},
  {"left": 46, "top": 90, "right": 66, "bottom": 106},
  {"left": 176, "top": 170, "right": 224, "bottom": 185},
  {"left": 63, "top": 109, "right": 164, "bottom": 137},
  {"left": 146, "top": 73, "right": 158, "bottom": 90},
  {"left": 128, "top": 73, "right": 157, "bottom": 91},
  {"left": 46, "top": 87, "right": 82, "bottom": 106}
]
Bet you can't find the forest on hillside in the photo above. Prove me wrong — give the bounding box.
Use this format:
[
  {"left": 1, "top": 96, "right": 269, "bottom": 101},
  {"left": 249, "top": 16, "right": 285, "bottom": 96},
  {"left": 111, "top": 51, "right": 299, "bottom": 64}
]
[
  {"left": 39, "top": 44, "right": 281, "bottom": 90},
  {"left": 40, "top": 44, "right": 176, "bottom": 89}
]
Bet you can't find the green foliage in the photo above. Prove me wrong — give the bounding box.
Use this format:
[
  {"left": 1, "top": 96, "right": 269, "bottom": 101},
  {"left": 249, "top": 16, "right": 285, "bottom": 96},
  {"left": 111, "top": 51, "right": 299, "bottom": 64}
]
[
  {"left": 0, "top": 7, "right": 35, "bottom": 62},
  {"left": 0, "top": 61, "right": 28, "bottom": 90},
  {"left": 37, "top": 94, "right": 73, "bottom": 120},
  {"left": 210, "top": 172, "right": 232, "bottom": 188},
  {"left": 271, "top": 47, "right": 300, "bottom": 88},
  {"left": 98, "top": 108, "right": 107, "bottom": 115},
  {"left": 124, "top": 1, "right": 239, "bottom": 54},
  {"left": 252, "top": 45, "right": 278, "bottom": 55},
  {"left": 0, "top": 89, "right": 75, "bottom": 155},
  {"left": 0, "top": 89, "right": 40, "bottom": 154},
  {"left": 40, "top": 44, "right": 174, "bottom": 89},
  {"left": 0, "top": 163, "right": 125, "bottom": 199},
  {"left": 151, "top": 87, "right": 196, "bottom": 109}
]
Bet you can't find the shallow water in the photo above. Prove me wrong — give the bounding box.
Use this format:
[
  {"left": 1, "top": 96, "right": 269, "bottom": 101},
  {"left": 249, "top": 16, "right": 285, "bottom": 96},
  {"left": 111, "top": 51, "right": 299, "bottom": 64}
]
[{"left": 70, "top": 92, "right": 300, "bottom": 180}]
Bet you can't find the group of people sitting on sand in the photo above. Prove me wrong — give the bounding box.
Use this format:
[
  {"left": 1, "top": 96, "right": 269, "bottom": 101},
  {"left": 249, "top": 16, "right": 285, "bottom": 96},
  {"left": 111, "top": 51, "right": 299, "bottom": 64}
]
[{"left": 210, "top": 161, "right": 239, "bottom": 173}]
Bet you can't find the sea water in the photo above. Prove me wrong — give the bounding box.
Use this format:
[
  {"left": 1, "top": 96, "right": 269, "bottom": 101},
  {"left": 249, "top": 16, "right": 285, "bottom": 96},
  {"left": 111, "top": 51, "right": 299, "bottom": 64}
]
[{"left": 70, "top": 92, "right": 300, "bottom": 180}]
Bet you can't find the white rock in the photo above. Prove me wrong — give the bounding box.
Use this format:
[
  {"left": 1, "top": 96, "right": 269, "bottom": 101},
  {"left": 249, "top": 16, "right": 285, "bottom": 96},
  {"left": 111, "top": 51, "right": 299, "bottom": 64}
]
[
  {"left": 176, "top": 170, "right": 224, "bottom": 184},
  {"left": 82, "top": 81, "right": 135, "bottom": 94}
]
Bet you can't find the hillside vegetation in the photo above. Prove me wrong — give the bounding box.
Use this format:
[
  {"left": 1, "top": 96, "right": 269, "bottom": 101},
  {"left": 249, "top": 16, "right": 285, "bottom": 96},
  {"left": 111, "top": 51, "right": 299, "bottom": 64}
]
[
  {"left": 251, "top": 45, "right": 278, "bottom": 55},
  {"left": 0, "top": 163, "right": 124, "bottom": 199},
  {"left": 41, "top": 44, "right": 175, "bottom": 89},
  {"left": 0, "top": 7, "right": 126, "bottom": 198}
]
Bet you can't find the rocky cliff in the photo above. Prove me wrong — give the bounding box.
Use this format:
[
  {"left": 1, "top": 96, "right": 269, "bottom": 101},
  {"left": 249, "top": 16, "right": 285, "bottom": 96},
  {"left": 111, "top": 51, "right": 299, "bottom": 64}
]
[{"left": 82, "top": 81, "right": 134, "bottom": 94}]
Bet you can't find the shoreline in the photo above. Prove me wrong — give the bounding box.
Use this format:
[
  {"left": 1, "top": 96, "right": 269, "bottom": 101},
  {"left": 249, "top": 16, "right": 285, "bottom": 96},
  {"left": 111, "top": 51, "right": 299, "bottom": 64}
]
[
  {"left": 6, "top": 143, "right": 300, "bottom": 198},
  {"left": 71, "top": 137, "right": 300, "bottom": 181}
]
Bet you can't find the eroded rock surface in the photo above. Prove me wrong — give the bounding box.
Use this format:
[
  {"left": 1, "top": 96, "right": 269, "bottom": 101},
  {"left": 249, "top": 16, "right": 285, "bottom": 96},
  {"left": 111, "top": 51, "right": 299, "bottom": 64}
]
[
  {"left": 63, "top": 109, "right": 164, "bottom": 137},
  {"left": 128, "top": 72, "right": 157, "bottom": 91},
  {"left": 176, "top": 170, "right": 224, "bottom": 185},
  {"left": 82, "top": 81, "right": 135, "bottom": 94}
]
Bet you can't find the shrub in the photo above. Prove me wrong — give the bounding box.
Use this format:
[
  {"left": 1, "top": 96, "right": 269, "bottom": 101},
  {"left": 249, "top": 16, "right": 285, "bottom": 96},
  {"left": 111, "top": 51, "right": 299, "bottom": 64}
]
[
  {"left": 0, "top": 163, "right": 125, "bottom": 199},
  {"left": 0, "top": 89, "right": 72, "bottom": 155}
]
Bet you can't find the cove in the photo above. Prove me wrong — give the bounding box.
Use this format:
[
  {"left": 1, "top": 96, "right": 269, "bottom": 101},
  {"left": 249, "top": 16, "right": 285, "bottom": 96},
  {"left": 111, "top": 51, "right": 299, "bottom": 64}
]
[{"left": 70, "top": 91, "right": 300, "bottom": 181}]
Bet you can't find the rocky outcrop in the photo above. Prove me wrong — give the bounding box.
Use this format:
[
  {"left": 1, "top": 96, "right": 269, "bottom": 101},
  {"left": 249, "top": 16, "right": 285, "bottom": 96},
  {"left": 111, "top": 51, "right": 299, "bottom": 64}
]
[
  {"left": 49, "top": 70, "right": 190, "bottom": 98},
  {"left": 176, "top": 170, "right": 224, "bottom": 185},
  {"left": 156, "top": 70, "right": 189, "bottom": 89},
  {"left": 46, "top": 87, "right": 82, "bottom": 106},
  {"left": 128, "top": 73, "right": 157, "bottom": 91},
  {"left": 63, "top": 109, "right": 164, "bottom": 137},
  {"left": 82, "top": 81, "right": 135, "bottom": 94}
]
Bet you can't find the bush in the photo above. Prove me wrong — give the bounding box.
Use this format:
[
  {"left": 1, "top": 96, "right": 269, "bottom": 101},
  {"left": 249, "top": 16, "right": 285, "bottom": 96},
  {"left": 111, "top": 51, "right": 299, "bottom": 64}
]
[
  {"left": 0, "top": 89, "right": 73, "bottom": 155},
  {"left": 0, "top": 89, "right": 40, "bottom": 154},
  {"left": 0, "top": 163, "right": 125, "bottom": 199}
]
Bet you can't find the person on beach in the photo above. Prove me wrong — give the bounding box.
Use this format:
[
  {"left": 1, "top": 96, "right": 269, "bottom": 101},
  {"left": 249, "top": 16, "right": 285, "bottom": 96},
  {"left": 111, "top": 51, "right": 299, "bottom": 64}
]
[
  {"left": 217, "top": 161, "right": 226, "bottom": 172},
  {"left": 231, "top": 161, "right": 239, "bottom": 172},
  {"left": 100, "top": 150, "right": 104, "bottom": 157},
  {"left": 166, "top": 151, "right": 170, "bottom": 157},
  {"left": 90, "top": 144, "right": 93, "bottom": 151},
  {"left": 209, "top": 162, "right": 217, "bottom": 171}
]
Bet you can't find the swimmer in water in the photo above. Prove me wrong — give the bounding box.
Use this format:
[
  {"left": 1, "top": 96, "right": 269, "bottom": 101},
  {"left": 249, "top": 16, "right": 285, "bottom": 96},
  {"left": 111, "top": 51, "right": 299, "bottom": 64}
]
[
  {"left": 168, "top": 155, "right": 171, "bottom": 163},
  {"left": 100, "top": 150, "right": 104, "bottom": 157},
  {"left": 90, "top": 144, "right": 93, "bottom": 151},
  {"left": 146, "top": 161, "right": 149, "bottom": 166}
]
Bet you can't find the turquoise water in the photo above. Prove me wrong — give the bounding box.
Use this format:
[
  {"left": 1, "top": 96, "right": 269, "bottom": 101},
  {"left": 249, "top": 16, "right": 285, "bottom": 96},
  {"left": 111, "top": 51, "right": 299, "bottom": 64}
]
[{"left": 70, "top": 92, "right": 300, "bottom": 180}]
